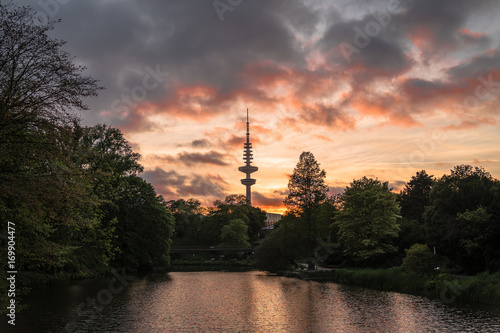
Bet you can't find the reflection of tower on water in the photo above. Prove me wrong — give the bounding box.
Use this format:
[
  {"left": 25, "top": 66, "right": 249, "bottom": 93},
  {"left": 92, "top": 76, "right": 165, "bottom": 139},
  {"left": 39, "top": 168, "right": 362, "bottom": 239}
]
[{"left": 238, "top": 108, "right": 258, "bottom": 205}]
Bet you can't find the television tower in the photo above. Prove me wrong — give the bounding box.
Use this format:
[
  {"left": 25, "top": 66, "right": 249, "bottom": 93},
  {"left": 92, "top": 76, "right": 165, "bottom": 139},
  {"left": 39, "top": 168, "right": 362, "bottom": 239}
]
[{"left": 238, "top": 109, "right": 258, "bottom": 205}]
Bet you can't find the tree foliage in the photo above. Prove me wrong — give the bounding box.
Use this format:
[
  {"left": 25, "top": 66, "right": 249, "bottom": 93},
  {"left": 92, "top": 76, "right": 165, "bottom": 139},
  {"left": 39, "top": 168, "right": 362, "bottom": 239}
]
[
  {"left": 284, "top": 151, "right": 328, "bottom": 213},
  {"left": 0, "top": 2, "right": 101, "bottom": 143},
  {"left": 402, "top": 243, "right": 435, "bottom": 276},
  {"left": 398, "top": 170, "right": 435, "bottom": 222},
  {"left": 254, "top": 227, "right": 290, "bottom": 272},
  {"left": 282, "top": 151, "right": 329, "bottom": 254},
  {"left": 0, "top": 3, "right": 174, "bottom": 312},
  {"left": 424, "top": 165, "right": 500, "bottom": 273},
  {"left": 336, "top": 177, "right": 401, "bottom": 262},
  {"left": 219, "top": 218, "right": 250, "bottom": 247}
]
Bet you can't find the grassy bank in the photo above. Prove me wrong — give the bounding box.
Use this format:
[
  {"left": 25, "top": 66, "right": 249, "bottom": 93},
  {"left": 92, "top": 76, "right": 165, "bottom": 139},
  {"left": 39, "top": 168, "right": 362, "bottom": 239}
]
[
  {"left": 171, "top": 258, "right": 253, "bottom": 267},
  {"left": 278, "top": 268, "right": 500, "bottom": 305}
]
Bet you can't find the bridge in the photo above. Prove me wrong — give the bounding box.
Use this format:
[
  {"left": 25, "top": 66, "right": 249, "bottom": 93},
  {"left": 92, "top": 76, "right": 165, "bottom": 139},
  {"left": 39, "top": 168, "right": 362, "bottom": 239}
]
[{"left": 169, "top": 246, "right": 254, "bottom": 254}]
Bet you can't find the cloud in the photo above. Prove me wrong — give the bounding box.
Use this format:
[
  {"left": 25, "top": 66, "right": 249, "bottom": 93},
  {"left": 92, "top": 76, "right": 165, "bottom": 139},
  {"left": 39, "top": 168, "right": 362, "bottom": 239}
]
[
  {"left": 253, "top": 192, "right": 284, "bottom": 208},
  {"left": 442, "top": 117, "right": 497, "bottom": 131},
  {"left": 141, "top": 167, "right": 228, "bottom": 200},
  {"left": 388, "top": 180, "right": 407, "bottom": 192},
  {"left": 328, "top": 186, "right": 345, "bottom": 195},
  {"left": 145, "top": 150, "right": 231, "bottom": 166},
  {"left": 191, "top": 139, "right": 211, "bottom": 148}
]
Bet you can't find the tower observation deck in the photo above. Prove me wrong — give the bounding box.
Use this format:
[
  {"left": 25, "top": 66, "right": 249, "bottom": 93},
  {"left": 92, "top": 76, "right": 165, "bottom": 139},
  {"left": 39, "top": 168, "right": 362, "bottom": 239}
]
[{"left": 238, "top": 109, "right": 258, "bottom": 205}]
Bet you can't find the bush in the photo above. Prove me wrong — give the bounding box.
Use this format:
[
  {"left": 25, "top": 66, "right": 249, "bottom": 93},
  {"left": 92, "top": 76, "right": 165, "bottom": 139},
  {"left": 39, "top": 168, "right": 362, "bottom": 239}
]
[
  {"left": 255, "top": 229, "right": 290, "bottom": 272},
  {"left": 402, "top": 243, "right": 435, "bottom": 275}
]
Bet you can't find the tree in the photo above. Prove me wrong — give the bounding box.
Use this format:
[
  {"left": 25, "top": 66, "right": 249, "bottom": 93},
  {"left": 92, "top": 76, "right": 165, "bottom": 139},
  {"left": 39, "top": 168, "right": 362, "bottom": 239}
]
[
  {"left": 114, "top": 176, "right": 174, "bottom": 271},
  {"left": 423, "top": 165, "right": 500, "bottom": 273},
  {"left": 166, "top": 198, "right": 205, "bottom": 242},
  {"left": 219, "top": 218, "right": 250, "bottom": 247},
  {"left": 75, "top": 124, "right": 175, "bottom": 271},
  {"left": 456, "top": 207, "right": 496, "bottom": 273},
  {"left": 208, "top": 194, "right": 266, "bottom": 244},
  {"left": 284, "top": 151, "right": 328, "bottom": 213},
  {"left": 396, "top": 170, "right": 435, "bottom": 252},
  {"left": 398, "top": 170, "right": 435, "bottom": 222},
  {"left": 0, "top": 1, "right": 103, "bottom": 289},
  {"left": 0, "top": 2, "right": 100, "bottom": 138},
  {"left": 336, "top": 177, "right": 401, "bottom": 263},
  {"left": 254, "top": 227, "right": 290, "bottom": 272},
  {"left": 402, "top": 243, "right": 435, "bottom": 276},
  {"left": 284, "top": 151, "right": 329, "bottom": 253}
]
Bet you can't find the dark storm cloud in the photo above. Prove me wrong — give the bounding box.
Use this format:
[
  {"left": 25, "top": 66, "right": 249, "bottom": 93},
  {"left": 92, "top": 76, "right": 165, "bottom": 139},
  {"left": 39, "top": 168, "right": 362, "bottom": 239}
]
[
  {"left": 447, "top": 50, "right": 500, "bottom": 80},
  {"left": 393, "top": 0, "right": 496, "bottom": 46},
  {"left": 401, "top": 79, "right": 450, "bottom": 102},
  {"left": 321, "top": 0, "right": 495, "bottom": 75},
  {"left": 18, "top": 0, "right": 500, "bottom": 133},
  {"left": 21, "top": 0, "right": 319, "bottom": 124},
  {"left": 321, "top": 17, "right": 412, "bottom": 78},
  {"left": 142, "top": 167, "right": 228, "bottom": 199}
]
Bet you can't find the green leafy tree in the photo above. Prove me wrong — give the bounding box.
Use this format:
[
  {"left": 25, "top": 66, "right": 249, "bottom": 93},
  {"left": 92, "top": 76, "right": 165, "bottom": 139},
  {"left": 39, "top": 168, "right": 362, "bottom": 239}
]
[
  {"left": 208, "top": 194, "right": 266, "bottom": 244},
  {"left": 76, "top": 124, "right": 174, "bottom": 271},
  {"left": 424, "top": 165, "right": 500, "bottom": 273},
  {"left": 219, "top": 218, "right": 250, "bottom": 247},
  {"left": 402, "top": 243, "right": 435, "bottom": 276},
  {"left": 166, "top": 198, "right": 205, "bottom": 243},
  {"left": 0, "top": 1, "right": 103, "bottom": 295},
  {"left": 114, "top": 176, "right": 174, "bottom": 271},
  {"left": 336, "top": 177, "right": 401, "bottom": 262}
]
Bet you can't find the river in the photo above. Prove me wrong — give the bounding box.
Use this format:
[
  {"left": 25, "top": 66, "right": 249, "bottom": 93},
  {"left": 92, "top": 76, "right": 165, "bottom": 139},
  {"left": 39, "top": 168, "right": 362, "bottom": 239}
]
[{"left": 3, "top": 270, "right": 500, "bottom": 332}]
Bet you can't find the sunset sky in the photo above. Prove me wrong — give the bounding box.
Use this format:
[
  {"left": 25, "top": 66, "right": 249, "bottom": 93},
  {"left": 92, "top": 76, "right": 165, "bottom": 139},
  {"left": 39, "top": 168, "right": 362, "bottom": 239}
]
[{"left": 21, "top": 0, "right": 500, "bottom": 213}]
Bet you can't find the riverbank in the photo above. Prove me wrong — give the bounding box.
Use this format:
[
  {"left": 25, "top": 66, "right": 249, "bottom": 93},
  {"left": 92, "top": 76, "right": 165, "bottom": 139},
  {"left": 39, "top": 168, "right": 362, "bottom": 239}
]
[
  {"left": 277, "top": 267, "right": 500, "bottom": 306},
  {"left": 171, "top": 258, "right": 254, "bottom": 267}
]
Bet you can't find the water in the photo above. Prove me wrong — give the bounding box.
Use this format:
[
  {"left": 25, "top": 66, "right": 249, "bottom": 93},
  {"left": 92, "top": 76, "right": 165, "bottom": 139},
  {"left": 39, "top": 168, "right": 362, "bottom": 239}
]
[{"left": 3, "top": 270, "right": 500, "bottom": 332}]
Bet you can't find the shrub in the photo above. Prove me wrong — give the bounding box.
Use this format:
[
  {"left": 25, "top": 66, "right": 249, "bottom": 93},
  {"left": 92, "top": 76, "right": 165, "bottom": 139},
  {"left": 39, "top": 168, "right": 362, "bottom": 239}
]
[{"left": 402, "top": 243, "right": 435, "bottom": 275}]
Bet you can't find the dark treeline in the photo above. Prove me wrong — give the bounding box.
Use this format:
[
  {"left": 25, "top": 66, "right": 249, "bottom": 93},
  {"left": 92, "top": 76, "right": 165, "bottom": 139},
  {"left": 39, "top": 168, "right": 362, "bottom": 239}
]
[
  {"left": 255, "top": 152, "right": 500, "bottom": 277},
  {"left": 0, "top": 2, "right": 175, "bottom": 311},
  {"left": 166, "top": 195, "right": 266, "bottom": 248}
]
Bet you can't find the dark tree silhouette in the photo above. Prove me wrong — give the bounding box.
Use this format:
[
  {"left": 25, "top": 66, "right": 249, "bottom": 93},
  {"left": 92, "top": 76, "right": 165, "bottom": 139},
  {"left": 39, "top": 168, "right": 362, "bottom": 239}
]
[
  {"left": 398, "top": 170, "right": 435, "bottom": 222},
  {"left": 284, "top": 151, "right": 328, "bottom": 213},
  {"left": 284, "top": 151, "right": 329, "bottom": 253}
]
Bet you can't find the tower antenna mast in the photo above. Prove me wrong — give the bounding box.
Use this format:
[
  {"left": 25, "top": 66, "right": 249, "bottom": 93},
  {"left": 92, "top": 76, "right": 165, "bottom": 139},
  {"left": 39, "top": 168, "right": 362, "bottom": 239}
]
[{"left": 238, "top": 108, "right": 258, "bottom": 205}]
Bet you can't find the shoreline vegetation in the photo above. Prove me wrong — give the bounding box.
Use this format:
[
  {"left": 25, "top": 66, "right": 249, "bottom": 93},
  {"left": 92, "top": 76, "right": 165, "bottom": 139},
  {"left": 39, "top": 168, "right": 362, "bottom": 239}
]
[
  {"left": 169, "top": 255, "right": 500, "bottom": 306},
  {"left": 276, "top": 267, "right": 500, "bottom": 306}
]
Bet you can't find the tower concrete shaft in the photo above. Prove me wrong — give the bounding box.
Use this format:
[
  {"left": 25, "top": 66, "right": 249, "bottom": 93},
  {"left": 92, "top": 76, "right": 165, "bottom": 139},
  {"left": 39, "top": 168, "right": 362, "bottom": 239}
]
[{"left": 238, "top": 109, "right": 258, "bottom": 205}]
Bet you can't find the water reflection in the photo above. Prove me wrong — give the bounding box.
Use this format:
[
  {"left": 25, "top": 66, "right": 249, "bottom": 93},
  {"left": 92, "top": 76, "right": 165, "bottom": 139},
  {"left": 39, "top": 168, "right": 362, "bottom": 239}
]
[{"left": 3, "top": 271, "right": 500, "bottom": 332}]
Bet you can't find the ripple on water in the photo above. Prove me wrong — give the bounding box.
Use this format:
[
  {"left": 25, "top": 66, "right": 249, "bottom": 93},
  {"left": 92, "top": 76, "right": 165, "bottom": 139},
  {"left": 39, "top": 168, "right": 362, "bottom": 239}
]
[{"left": 4, "top": 270, "right": 500, "bottom": 332}]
